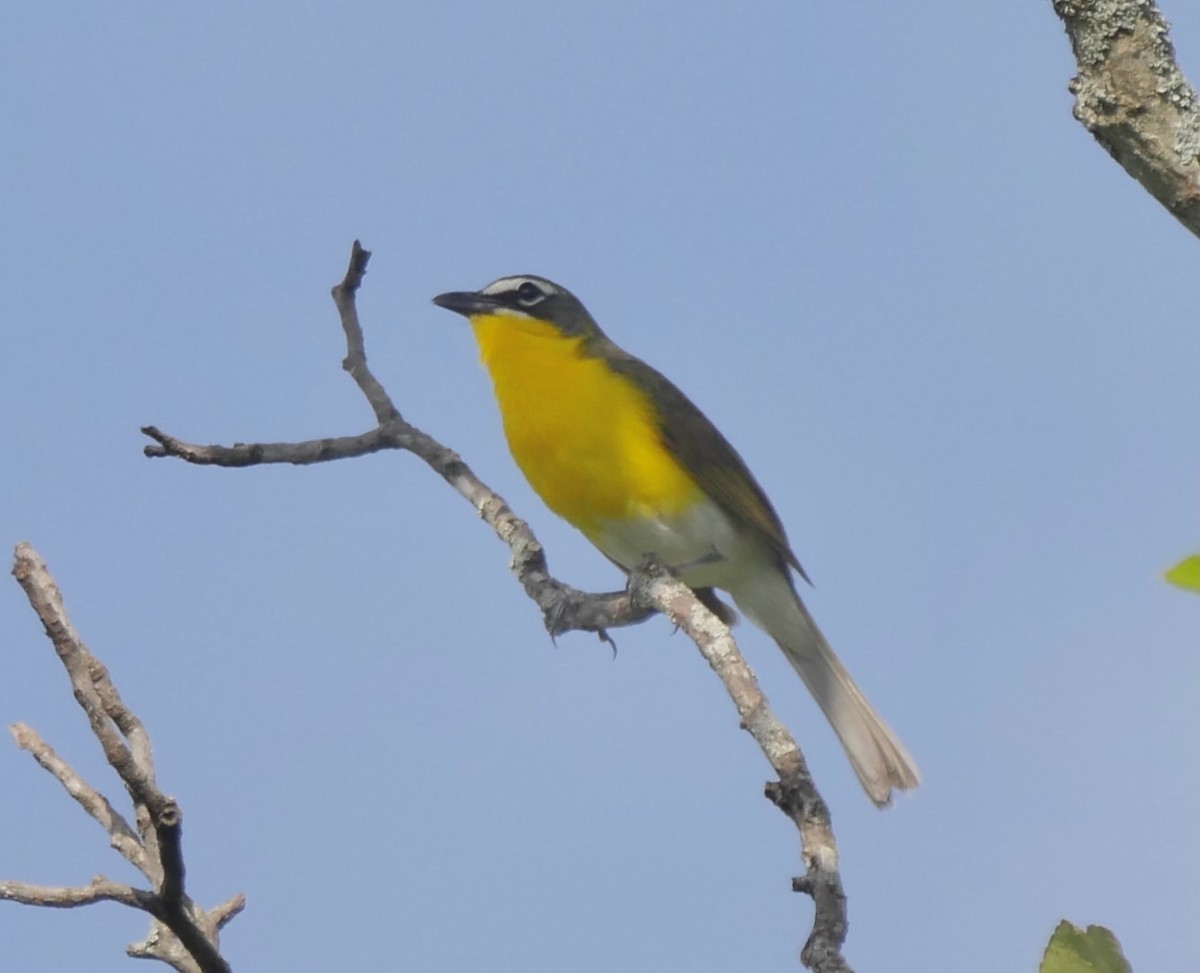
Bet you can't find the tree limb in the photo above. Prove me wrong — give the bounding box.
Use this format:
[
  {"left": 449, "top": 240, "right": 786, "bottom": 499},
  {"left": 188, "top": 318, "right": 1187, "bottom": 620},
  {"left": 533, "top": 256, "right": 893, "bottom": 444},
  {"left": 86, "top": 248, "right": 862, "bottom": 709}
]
[
  {"left": 0, "top": 876, "right": 147, "bottom": 910},
  {"left": 8, "top": 543, "right": 239, "bottom": 973},
  {"left": 9, "top": 722, "right": 147, "bottom": 873},
  {"left": 139, "top": 241, "right": 853, "bottom": 971},
  {"left": 1052, "top": 0, "right": 1200, "bottom": 236},
  {"left": 627, "top": 564, "right": 850, "bottom": 970}
]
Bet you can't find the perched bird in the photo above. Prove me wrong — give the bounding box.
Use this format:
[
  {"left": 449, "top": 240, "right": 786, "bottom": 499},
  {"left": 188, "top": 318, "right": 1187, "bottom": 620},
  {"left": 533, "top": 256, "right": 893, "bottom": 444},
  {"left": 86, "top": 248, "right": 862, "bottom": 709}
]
[{"left": 433, "top": 275, "right": 918, "bottom": 806}]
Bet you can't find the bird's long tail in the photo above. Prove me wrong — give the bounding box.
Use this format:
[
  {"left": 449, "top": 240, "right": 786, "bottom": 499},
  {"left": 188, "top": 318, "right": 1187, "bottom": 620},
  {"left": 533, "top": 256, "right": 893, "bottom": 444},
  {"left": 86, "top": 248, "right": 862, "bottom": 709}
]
[{"left": 730, "top": 569, "right": 920, "bottom": 807}]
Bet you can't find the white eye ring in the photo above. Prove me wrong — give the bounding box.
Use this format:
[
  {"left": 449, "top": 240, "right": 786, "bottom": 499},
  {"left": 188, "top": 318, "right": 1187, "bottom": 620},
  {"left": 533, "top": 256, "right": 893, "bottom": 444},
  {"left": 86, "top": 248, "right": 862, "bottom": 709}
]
[{"left": 515, "top": 281, "right": 545, "bottom": 305}]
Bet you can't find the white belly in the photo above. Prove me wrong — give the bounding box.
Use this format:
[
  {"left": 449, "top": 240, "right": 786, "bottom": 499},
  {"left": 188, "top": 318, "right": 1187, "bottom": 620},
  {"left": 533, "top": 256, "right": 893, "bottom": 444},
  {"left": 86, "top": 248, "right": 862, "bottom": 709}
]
[{"left": 589, "top": 497, "right": 768, "bottom": 591}]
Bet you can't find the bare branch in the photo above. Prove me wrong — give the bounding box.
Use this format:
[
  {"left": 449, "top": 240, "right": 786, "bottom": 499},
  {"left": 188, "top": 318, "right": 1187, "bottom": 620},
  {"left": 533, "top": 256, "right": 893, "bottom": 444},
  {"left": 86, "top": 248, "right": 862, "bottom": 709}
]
[
  {"left": 153, "top": 802, "right": 186, "bottom": 904},
  {"left": 141, "top": 424, "right": 396, "bottom": 466},
  {"left": 0, "top": 876, "right": 147, "bottom": 910},
  {"left": 127, "top": 926, "right": 202, "bottom": 973},
  {"left": 12, "top": 545, "right": 164, "bottom": 818},
  {"left": 210, "top": 893, "right": 247, "bottom": 930},
  {"left": 89, "top": 656, "right": 158, "bottom": 783},
  {"left": 9, "top": 722, "right": 148, "bottom": 875},
  {"left": 627, "top": 565, "right": 850, "bottom": 972},
  {"left": 1052, "top": 0, "right": 1200, "bottom": 236},
  {"left": 8, "top": 544, "right": 239, "bottom": 973},
  {"left": 139, "top": 242, "right": 854, "bottom": 970},
  {"left": 334, "top": 240, "right": 403, "bottom": 425},
  {"left": 143, "top": 418, "right": 653, "bottom": 640}
]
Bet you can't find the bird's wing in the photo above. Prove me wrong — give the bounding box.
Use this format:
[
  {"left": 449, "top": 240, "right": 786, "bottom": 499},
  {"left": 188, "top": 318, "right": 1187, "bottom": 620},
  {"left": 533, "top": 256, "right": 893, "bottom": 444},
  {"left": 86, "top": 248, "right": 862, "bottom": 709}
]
[{"left": 605, "top": 348, "right": 810, "bottom": 584}]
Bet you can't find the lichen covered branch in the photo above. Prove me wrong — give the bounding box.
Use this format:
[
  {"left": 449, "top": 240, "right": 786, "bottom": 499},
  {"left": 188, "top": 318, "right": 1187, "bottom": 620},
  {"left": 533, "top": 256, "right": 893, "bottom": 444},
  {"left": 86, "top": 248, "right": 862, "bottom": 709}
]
[{"left": 1052, "top": 0, "right": 1200, "bottom": 236}]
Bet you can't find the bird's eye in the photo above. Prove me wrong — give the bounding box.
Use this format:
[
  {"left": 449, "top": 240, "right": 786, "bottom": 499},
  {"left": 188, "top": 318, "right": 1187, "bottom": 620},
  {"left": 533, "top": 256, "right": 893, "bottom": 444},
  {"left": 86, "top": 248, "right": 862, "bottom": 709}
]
[{"left": 515, "top": 281, "right": 545, "bottom": 305}]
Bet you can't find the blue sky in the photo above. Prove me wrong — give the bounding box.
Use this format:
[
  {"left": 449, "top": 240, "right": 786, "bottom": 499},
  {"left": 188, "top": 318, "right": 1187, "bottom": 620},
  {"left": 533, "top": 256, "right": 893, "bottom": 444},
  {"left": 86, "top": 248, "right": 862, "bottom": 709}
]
[{"left": 2, "top": 3, "right": 1196, "bottom": 971}]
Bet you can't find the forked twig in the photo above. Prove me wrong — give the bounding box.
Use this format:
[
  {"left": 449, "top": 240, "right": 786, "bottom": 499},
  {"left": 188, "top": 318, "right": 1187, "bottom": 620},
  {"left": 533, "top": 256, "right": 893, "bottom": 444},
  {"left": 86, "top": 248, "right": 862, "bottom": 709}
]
[{"left": 7, "top": 543, "right": 241, "bottom": 973}]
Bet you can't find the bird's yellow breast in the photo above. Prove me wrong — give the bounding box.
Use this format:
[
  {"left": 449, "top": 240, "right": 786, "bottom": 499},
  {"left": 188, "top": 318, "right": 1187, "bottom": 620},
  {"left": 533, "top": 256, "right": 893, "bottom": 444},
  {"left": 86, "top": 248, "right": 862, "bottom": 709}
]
[{"left": 470, "top": 312, "right": 702, "bottom": 533}]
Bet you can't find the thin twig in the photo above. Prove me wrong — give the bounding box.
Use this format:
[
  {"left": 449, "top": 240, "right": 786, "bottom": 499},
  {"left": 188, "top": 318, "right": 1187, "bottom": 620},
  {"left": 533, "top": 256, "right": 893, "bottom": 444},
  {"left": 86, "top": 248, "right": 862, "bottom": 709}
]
[
  {"left": 334, "top": 241, "right": 403, "bottom": 425},
  {"left": 0, "top": 876, "right": 148, "bottom": 910},
  {"left": 141, "top": 425, "right": 397, "bottom": 466},
  {"left": 9, "top": 722, "right": 148, "bottom": 875}
]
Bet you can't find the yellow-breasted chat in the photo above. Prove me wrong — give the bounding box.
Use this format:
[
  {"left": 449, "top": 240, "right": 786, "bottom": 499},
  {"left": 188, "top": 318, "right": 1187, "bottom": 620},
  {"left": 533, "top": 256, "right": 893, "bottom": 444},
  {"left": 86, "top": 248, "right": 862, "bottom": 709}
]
[{"left": 433, "top": 275, "right": 919, "bottom": 807}]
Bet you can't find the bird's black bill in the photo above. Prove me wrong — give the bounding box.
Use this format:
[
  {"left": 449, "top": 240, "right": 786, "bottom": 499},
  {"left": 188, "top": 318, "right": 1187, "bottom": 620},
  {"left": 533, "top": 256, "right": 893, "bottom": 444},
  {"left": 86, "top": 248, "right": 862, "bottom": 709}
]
[{"left": 432, "top": 290, "right": 499, "bottom": 318}]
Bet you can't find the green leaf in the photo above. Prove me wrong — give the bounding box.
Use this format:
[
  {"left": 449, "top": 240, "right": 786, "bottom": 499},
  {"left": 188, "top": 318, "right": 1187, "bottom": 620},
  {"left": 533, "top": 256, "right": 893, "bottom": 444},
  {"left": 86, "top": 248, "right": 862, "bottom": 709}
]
[
  {"left": 1165, "top": 555, "right": 1200, "bottom": 593},
  {"left": 1040, "top": 921, "right": 1132, "bottom": 973}
]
